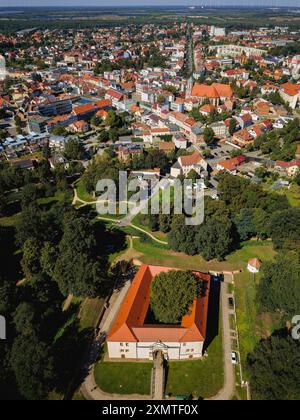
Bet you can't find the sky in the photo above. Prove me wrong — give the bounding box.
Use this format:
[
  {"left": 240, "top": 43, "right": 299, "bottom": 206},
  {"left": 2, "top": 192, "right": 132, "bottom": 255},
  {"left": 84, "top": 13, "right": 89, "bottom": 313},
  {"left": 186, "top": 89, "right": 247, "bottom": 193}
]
[{"left": 1, "top": 0, "right": 299, "bottom": 8}]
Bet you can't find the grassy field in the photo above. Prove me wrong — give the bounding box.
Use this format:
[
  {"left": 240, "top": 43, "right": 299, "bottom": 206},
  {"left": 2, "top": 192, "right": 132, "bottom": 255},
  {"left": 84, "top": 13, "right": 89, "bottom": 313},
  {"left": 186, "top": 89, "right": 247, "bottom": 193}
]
[
  {"left": 166, "top": 325, "right": 223, "bottom": 399},
  {"left": 37, "top": 190, "right": 71, "bottom": 206},
  {"left": 131, "top": 236, "right": 275, "bottom": 273},
  {"left": 78, "top": 297, "right": 106, "bottom": 332},
  {"left": 0, "top": 213, "right": 21, "bottom": 227},
  {"left": 94, "top": 360, "right": 152, "bottom": 395},
  {"left": 234, "top": 268, "right": 282, "bottom": 373},
  {"left": 75, "top": 179, "right": 95, "bottom": 203}
]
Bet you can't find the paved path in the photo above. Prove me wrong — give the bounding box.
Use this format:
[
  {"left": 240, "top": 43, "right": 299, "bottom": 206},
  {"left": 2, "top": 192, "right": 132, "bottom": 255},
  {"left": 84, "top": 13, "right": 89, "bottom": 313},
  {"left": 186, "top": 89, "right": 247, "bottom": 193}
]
[
  {"left": 209, "top": 278, "right": 235, "bottom": 400},
  {"left": 128, "top": 223, "right": 168, "bottom": 245},
  {"left": 80, "top": 279, "right": 151, "bottom": 401},
  {"left": 152, "top": 352, "right": 165, "bottom": 400},
  {"left": 73, "top": 186, "right": 168, "bottom": 245}
]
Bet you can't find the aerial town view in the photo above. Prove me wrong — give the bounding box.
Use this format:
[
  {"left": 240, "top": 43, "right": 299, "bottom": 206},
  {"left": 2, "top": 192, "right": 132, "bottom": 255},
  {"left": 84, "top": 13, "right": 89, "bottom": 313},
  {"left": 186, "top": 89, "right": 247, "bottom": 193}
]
[{"left": 0, "top": 0, "right": 299, "bottom": 406}]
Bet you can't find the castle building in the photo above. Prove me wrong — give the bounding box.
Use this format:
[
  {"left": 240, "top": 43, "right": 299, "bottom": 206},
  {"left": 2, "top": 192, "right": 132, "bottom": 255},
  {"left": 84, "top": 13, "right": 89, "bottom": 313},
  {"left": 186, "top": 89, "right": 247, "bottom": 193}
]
[{"left": 107, "top": 265, "right": 211, "bottom": 361}]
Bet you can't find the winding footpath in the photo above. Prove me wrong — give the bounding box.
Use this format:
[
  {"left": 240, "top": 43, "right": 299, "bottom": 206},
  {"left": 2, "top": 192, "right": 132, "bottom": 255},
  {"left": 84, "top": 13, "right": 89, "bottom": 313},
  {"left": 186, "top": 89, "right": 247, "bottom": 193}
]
[
  {"left": 73, "top": 185, "right": 168, "bottom": 245},
  {"left": 74, "top": 186, "right": 235, "bottom": 401}
]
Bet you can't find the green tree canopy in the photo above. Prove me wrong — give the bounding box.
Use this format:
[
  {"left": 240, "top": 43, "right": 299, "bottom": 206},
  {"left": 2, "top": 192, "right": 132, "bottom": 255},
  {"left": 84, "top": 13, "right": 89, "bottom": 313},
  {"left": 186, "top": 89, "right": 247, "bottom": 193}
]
[
  {"left": 10, "top": 333, "right": 56, "bottom": 400},
  {"left": 150, "top": 270, "right": 199, "bottom": 324},
  {"left": 248, "top": 333, "right": 300, "bottom": 400},
  {"left": 257, "top": 252, "right": 300, "bottom": 317}
]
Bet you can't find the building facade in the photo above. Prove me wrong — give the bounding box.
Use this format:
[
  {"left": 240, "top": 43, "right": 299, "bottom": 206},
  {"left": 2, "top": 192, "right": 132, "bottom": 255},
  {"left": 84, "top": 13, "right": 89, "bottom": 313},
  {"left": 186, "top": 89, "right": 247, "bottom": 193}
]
[{"left": 107, "top": 265, "right": 211, "bottom": 361}]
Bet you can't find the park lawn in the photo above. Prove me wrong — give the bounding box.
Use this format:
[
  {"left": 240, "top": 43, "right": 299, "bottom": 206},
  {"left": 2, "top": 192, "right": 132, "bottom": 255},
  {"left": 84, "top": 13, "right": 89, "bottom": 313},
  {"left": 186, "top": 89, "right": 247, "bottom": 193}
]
[
  {"left": 75, "top": 179, "right": 95, "bottom": 203},
  {"left": 132, "top": 237, "right": 275, "bottom": 273},
  {"left": 166, "top": 316, "right": 224, "bottom": 399},
  {"left": 37, "top": 190, "right": 70, "bottom": 206},
  {"left": 78, "top": 297, "right": 106, "bottom": 332},
  {"left": 94, "top": 361, "right": 152, "bottom": 395},
  {"left": 232, "top": 245, "right": 281, "bottom": 375},
  {"left": 0, "top": 213, "right": 21, "bottom": 227}
]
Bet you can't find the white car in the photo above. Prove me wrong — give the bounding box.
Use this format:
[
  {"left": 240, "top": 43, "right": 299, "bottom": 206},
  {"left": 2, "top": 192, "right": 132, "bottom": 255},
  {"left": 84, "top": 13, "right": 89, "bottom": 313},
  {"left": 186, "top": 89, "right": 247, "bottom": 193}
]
[{"left": 231, "top": 352, "right": 238, "bottom": 365}]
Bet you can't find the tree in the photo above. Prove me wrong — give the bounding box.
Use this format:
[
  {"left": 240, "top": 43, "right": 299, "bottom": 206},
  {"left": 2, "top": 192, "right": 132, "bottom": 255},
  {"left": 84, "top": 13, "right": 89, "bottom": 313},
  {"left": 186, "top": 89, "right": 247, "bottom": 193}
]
[
  {"left": 168, "top": 215, "right": 198, "bottom": 256},
  {"left": 21, "top": 239, "right": 41, "bottom": 280},
  {"left": 21, "top": 183, "right": 39, "bottom": 209},
  {"left": 248, "top": 333, "right": 300, "bottom": 400},
  {"left": 196, "top": 217, "right": 235, "bottom": 261},
  {"left": 97, "top": 130, "right": 109, "bottom": 143},
  {"left": 203, "top": 127, "right": 215, "bottom": 145},
  {"left": 270, "top": 208, "right": 300, "bottom": 251},
  {"left": 10, "top": 333, "right": 56, "bottom": 400},
  {"left": 150, "top": 270, "right": 199, "bottom": 324},
  {"left": 40, "top": 242, "right": 58, "bottom": 278},
  {"left": 0, "top": 278, "right": 16, "bottom": 314},
  {"left": 53, "top": 216, "right": 106, "bottom": 297},
  {"left": 13, "top": 302, "right": 36, "bottom": 336},
  {"left": 252, "top": 208, "right": 271, "bottom": 240},
  {"left": 64, "top": 138, "right": 84, "bottom": 161},
  {"left": 159, "top": 213, "right": 172, "bottom": 233},
  {"left": 229, "top": 118, "right": 236, "bottom": 136},
  {"left": 234, "top": 208, "right": 256, "bottom": 241},
  {"left": 187, "top": 169, "right": 200, "bottom": 182},
  {"left": 257, "top": 252, "right": 300, "bottom": 317},
  {"left": 0, "top": 192, "right": 8, "bottom": 217}
]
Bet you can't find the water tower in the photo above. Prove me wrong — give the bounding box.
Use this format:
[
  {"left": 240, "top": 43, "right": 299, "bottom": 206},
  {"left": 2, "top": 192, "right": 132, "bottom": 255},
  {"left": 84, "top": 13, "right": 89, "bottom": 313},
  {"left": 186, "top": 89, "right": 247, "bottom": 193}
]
[{"left": 0, "top": 55, "right": 6, "bottom": 81}]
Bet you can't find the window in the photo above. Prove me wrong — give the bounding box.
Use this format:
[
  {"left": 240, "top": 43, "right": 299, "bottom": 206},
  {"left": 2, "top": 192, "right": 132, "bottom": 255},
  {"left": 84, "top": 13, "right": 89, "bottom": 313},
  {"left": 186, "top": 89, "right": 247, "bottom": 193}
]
[
  {"left": 126, "top": 343, "right": 129, "bottom": 347},
  {"left": 182, "top": 343, "right": 186, "bottom": 347},
  {"left": 120, "top": 343, "right": 124, "bottom": 347}
]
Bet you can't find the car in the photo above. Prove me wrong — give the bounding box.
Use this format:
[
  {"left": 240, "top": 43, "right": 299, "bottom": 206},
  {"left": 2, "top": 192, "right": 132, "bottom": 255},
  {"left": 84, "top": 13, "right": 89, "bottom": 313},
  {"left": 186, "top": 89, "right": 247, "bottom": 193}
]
[
  {"left": 229, "top": 297, "right": 235, "bottom": 308},
  {"left": 231, "top": 352, "right": 238, "bottom": 365}
]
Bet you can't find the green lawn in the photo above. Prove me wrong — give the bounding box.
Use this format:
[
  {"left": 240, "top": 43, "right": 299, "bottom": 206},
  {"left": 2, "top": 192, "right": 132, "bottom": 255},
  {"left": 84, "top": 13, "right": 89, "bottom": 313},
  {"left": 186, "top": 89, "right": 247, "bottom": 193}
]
[
  {"left": 78, "top": 297, "right": 106, "bottom": 332},
  {"left": 166, "top": 317, "right": 224, "bottom": 399},
  {"left": 94, "top": 361, "right": 152, "bottom": 395},
  {"left": 75, "top": 179, "right": 95, "bottom": 203},
  {"left": 0, "top": 213, "right": 21, "bottom": 227},
  {"left": 131, "top": 237, "right": 275, "bottom": 273},
  {"left": 232, "top": 244, "right": 283, "bottom": 376},
  {"left": 37, "top": 191, "right": 70, "bottom": 206}
]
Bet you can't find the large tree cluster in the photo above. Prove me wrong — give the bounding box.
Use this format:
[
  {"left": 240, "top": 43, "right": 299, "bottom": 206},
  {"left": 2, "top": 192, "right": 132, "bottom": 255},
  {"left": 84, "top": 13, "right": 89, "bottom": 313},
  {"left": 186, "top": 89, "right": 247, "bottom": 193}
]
[{"left": 150, "top": 270, "right": 200, "bottom": 324}]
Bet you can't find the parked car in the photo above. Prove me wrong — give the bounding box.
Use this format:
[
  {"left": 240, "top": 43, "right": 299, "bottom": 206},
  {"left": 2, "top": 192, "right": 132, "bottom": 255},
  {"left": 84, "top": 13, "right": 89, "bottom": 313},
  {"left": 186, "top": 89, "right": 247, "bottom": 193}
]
[
  {"left": 229, "top": 297, "right": 235, "bottom": 308},
  {"left": 231, "top": 352, "right": 238, "bottom": 365}
]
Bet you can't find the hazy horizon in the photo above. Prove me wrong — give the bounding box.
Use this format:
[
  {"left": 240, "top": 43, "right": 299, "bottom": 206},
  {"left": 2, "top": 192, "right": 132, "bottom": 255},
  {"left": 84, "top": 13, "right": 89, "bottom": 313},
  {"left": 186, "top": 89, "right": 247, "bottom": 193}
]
[{"left": 1, "top": 0, "right": 299, "bottom": 8}]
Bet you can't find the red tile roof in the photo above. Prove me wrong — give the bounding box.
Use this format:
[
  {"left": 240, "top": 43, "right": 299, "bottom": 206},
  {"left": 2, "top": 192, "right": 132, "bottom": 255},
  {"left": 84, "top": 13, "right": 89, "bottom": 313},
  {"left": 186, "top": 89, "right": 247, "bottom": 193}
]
[
  {"left": 192, "top": 83, "right": 233, "bottom": 99},
  {"left": 179, "top": 151, "right": 203, "bottom": 167},
  {"left": 108, "top": 265, "right": 210, "bottom": 343},
  {"left": 280, "top": 82, "right": 300, "bottom": 97}
]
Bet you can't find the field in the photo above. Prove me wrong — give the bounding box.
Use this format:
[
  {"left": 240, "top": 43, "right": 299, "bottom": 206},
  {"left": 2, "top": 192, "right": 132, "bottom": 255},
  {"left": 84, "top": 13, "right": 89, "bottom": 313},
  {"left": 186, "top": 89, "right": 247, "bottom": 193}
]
[
  {"left": 130, "top": 235, "right": 275, "bottom": 273},
  {"left": 94, "top": 359, "right": 152, "bottom": 396},
  {"left": 166, "top": 318, "right": 223, "bottom": 399}
]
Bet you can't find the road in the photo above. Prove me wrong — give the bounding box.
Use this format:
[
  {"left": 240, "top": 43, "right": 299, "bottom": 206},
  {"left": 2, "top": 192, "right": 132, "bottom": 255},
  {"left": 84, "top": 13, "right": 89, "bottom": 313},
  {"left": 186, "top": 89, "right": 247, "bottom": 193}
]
[{"left": 209, "top": 277, "right": 235, "bottom": 400}]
